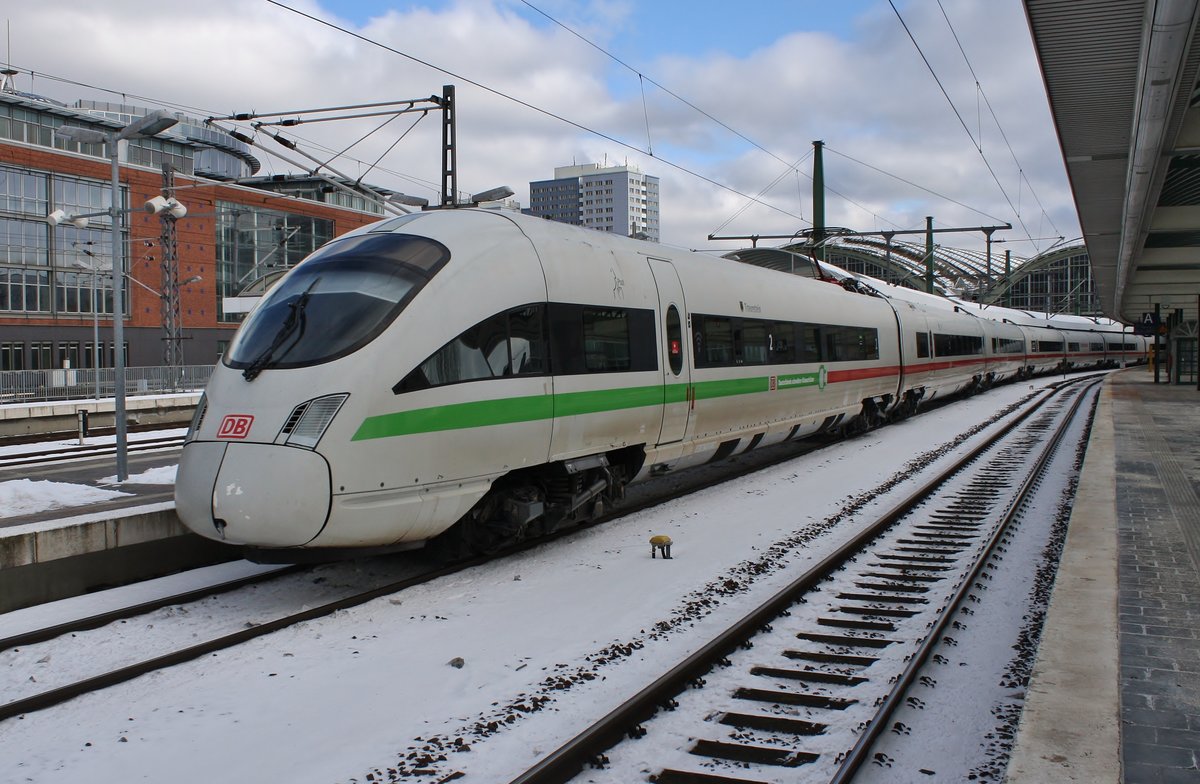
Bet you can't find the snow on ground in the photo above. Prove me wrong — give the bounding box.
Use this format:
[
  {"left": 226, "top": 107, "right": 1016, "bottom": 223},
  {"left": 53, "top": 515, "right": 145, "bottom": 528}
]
[
  {"left": 0, "top": 379, "right": 1068, "bottom": 784},
  {"left": 0, "top": 429, "right": 185, "bottom": 516},
  {"left": 0, "top": 479, "right": 131, "bottom": 516},
  {"left": 0, "top": 465, "right": 176, "bottom": 517},
  {"left": 0, "top": 560, "right": 284, "bottom": 643},
  {"left": 96, "top": 465, "right": 177, "bottom": 486}
]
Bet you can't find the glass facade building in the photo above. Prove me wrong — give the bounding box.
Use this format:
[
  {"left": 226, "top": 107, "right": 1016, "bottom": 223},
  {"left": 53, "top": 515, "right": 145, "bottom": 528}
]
[{"left": 0, "top": 86, "right": 382, "bottom": 369}]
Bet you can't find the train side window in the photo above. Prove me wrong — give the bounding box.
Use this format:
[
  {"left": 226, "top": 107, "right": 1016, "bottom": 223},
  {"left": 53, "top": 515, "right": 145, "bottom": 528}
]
[
  {"left": 823, "top": 327, "right": 842, "bottom": 362},
  {"left": 583, "top": 308, "right": 632, "bottom": 371},
  {"left": 916, "top": 332, "right": 930, "bottom": 359},
  {"left": 410, "top": 311, "right": 507, "bottom": 390},
  {"left": 547, "top": 303, "right": 656, "bottom": 375},
  {"left": 393, "top": 304, "right": 547, "bottom": 393},
  {"left": 628, "top": 308, "right": 658, "bottom": 371},
  {"left": 798, "top": 325, "right": 821, "bottom": 363},
  {"left": 933, "top": 332, "right": 982, "bottom": 357},
  {"left": 860, "top": 328, "right": 880, "bottom": 360},
  {"left": 737, "top": 320, "right": 769, "bottom": 365},
  {"left": 666, "top": 305, "right": 683, "bottom": 375},
  {"left": 508, "top": 305, "right": 547, "bottom": 375},
  {"left": 695, "top": 316, "right": 733, "bottom": 367},
  {"left": 769, "top": 321, "right": 796, "bottom": 363},
  {"left": 824, "top": 325, "right": 879, "bottom": 362},
  {"left": 996, "top": 337, "right": 1022, "bottom": 354}
]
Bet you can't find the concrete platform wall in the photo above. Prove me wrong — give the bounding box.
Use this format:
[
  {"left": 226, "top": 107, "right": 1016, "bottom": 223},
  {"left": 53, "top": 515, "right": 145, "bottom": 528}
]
[{"left": 0, "top": 508, "right": 233, "bottom": 613}]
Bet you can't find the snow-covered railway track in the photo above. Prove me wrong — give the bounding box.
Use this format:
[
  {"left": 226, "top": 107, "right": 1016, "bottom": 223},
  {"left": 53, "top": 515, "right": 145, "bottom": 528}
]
[
  {"left": 0, "top": 559, "right": 455, "bottom": 722},
  {"left": 507, "top": 377, "right": 1101, "bottom": 784},
  {"left": 0, "top": 429, "right": 833, "bottom": 726},
  {"left": 0, "top": 434, "right": 184, "bottom": 468},
  {"left": 0, "top": 565, "right": 301, "bottom": 653}
]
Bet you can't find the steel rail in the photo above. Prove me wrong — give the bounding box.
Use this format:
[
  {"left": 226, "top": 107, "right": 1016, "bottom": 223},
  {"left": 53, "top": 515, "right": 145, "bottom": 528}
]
[
  {"left": 0, "top": 559, "right": 473, "bottom": 722},
  {"left": 0, "top": 434, "right": 841, "bottom": 720},
  {"left": 505, "top": 379, "right": 1092, "bottom": 784},
  {"left": 829, "top": 377, "right": 1100, "bottom": 783},
  {"left": 0, "top": 565, "right": 301, "bottom": 653},
  {"left": 0, "top": 436, "right": 184, "bottom": 468},
  {"left": 0, "top": 373, "right": 1104, "bottom": 729},
  {"left": 0, "top": 442, "right": 792, "bottom": 723}
]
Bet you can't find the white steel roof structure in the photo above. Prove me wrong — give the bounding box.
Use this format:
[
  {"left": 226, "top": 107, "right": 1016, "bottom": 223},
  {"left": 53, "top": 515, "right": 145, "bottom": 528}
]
[{"left": 1024, "top": 0, "right": 1200, "bottom": 324}]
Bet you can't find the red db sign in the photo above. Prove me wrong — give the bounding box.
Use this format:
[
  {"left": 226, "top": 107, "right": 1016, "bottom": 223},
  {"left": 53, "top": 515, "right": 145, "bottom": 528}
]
[{"left": 217, "top": 414, "right": 254, "bottom": 439}]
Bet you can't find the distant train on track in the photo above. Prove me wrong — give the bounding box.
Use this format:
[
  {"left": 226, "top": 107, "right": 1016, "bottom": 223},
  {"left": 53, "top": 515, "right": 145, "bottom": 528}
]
[{"left": 175, "top": 208, "right": 1146, "bottom": 559}]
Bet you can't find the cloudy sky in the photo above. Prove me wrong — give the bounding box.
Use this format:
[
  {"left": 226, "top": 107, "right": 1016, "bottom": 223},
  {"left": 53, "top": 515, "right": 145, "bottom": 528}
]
[{"left": 5, "top": 0, "right": 1076, "bottom": 256}]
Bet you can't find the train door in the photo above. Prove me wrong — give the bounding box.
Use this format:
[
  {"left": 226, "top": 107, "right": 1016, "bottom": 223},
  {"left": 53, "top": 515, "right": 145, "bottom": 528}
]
[{"left": 647, "top": 258, "right": 692, "bottom": 445}]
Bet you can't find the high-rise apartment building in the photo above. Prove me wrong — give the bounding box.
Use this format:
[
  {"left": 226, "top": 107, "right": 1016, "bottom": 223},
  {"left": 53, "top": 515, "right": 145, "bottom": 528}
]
[{"left": 528, "top": 163, "right": 660, "bottom": 242}]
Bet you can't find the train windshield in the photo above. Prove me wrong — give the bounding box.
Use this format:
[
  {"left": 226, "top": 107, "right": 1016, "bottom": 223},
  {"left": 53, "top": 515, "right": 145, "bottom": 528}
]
[{"left": 225, "top": 233, "right": 450, "bottom": 378}]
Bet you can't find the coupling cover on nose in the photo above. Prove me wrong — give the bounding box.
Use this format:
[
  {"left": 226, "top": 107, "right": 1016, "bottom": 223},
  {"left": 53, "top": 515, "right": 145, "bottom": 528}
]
[{"left": 210, "top": 442, "right": 332, "bottom": 547}]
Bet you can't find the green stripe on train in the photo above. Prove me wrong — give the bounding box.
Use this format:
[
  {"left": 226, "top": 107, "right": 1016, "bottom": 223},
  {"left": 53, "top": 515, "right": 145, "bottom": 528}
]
[
  {"left": 353, "top": 374, "right": 795, "bottom": 440},
  {"left": 353, "top": 383, "right": 674, "bottom": 440}
]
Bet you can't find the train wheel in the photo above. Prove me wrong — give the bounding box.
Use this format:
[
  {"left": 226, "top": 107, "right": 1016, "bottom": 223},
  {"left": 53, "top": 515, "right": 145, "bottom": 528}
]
[{"left": 428, "top": 492, "right": 511, "bottom": 561}]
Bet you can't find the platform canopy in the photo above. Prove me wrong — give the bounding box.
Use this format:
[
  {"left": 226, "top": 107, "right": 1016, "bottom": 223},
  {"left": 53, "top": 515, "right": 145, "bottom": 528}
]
[{"left": 1024, "top": 0, "right": 1200, "bottom": 325}]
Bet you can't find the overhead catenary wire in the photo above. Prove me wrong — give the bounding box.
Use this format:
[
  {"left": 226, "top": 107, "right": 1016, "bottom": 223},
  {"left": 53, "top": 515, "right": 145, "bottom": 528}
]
[
  {"left": 517, "top": 0, "right": 990, "bottom": 236},
  {"left": 264, "top": 0, "right": 808, "bottom": 225},
  {"left": 12, "top": 64, "right": 448, "bottom": 200},
  {"left": 638, "top": 74, "right": 653, "bottom": 157},
  {"left": 519, "top": 0, "right": 902, "bottom": 233},
  {"left": 710, "top": 149, "right": 815, "bottom": 237},
  {"left": 824, "top": 145, "right": 1008, "bottom": 225},
  {"left": 517, "top": 0, "right": 796, "bottom": 173},
  {"left": 19, "top": 6, "right": 1031, "bottom": 247},
  {"left": 935, "top": 0, "right": 1062, "bottom": 240},
  {"left": 888, "top": 0, "right": 1045, "bottom": 250}
]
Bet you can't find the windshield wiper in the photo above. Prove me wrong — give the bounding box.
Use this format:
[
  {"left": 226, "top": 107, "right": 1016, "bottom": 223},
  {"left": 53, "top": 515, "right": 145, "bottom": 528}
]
[{"left": 242, "top": 279, "right": 317, "bottom": 381}]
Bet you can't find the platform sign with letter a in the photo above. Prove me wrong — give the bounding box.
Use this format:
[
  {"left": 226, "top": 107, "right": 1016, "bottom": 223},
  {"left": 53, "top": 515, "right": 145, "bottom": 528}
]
[{"left": 1135, "top": 311, "right": 1160, "bottom": 336}]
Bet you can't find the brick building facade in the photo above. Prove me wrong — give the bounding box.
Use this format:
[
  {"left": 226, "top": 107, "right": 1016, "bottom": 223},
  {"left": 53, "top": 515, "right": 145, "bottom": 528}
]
[{"left": 0, "top": 95, "right": 384, "bottom": 371}]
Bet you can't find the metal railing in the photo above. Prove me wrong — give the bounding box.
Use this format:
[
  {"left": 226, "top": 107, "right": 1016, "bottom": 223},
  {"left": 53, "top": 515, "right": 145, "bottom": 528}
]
[{"left": 0, "top": 365, "right": 213, "bottom": 404}]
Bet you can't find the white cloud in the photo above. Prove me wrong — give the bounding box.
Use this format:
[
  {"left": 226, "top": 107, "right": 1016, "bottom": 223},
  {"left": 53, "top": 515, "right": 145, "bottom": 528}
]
[{"left": 6, "top": 0, "right": 1076, "bottom": 255}]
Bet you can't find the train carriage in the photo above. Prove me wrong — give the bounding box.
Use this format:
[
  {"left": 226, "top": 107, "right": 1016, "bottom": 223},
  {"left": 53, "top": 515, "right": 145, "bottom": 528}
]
[
  {"left": 1014, "top": 323, "right": 1067, "bottom": 376},
  {"left": 667, "top": 252, "right": 901, "bottom": 465},
  {"left": 1059, "top": 327, "right": 1106, "bottom": 370},
  {"left": 894, "top": 302, "right": 988, "bottom": 402},
  {"left": 981, "top": 317, "right": 1028, "bottom": 383},
  {"left": 176, "top": 208, "right": 1137, "bottom": 559}
]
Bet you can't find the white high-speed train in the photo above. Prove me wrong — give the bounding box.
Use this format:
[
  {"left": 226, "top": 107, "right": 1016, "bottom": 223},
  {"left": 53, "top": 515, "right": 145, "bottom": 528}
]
[{"left": 175, "top": 208, "right": 1145, "bottom": 559}]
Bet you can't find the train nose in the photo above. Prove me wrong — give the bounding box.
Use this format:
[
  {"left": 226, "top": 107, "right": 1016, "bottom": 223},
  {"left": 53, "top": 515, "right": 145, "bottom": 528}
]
[{"left": 176, "top": 441, "right": 332, "bottom": 547}]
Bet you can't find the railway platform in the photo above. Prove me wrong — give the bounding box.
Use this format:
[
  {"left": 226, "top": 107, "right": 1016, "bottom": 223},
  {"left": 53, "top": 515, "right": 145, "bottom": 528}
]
[
  {"left": 1008, "top": 367, "right": 1200, "bottom": 783},
  {"left": 0, "top": 392, "right": 224, "bottom": 613},
  {"left": 0, "top": 391, "right": 200, "bottom": 439}
]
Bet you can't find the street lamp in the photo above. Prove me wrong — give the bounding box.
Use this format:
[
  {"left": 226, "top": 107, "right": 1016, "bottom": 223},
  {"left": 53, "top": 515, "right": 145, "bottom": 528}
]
[
  {"left": 72, "top": 247, "right": 104, "bottom": 399},
  {"left": 73, "top": 254, "right": 201, "bottom": 392},
  {"left": 55, "top": 109, "right": 179, "bottom": 482}
]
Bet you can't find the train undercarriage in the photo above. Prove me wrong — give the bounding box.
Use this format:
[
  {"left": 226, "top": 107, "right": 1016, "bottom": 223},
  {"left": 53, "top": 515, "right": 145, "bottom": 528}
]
[{"left": 430, "top": 445, "right": 645, "bottom": 559}]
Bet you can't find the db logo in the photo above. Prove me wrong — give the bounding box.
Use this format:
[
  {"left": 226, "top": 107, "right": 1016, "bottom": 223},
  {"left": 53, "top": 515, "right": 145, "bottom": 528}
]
[{"left": 217, "top": 414, "right": 254, "bottom": 439}]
